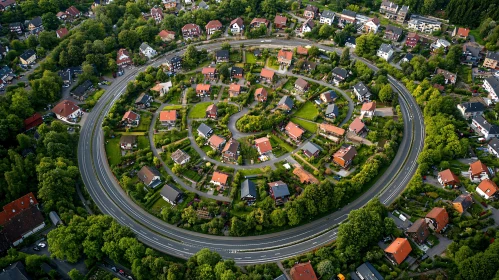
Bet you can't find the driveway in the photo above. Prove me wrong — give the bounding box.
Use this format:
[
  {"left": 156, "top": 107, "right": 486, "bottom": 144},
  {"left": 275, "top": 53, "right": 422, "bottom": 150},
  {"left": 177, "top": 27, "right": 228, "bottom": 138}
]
[{"left": 426, "top": 235, "right": 452, "bottom": 257}]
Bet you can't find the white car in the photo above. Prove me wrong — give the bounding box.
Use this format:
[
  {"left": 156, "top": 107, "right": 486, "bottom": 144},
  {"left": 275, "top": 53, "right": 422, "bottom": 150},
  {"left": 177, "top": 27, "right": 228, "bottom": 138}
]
[{"left": 38, "top": 242, "right": 46, "bottom": 248}]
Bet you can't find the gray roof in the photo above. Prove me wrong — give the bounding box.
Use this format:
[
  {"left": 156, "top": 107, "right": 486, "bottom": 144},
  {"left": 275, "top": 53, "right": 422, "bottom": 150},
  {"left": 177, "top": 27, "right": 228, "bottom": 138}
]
[
  {"left": 386, "top": 25, "right": 403, "bottom": 36},
  {"left": 0, "top": 262, "right": 31, "bottom": 280},
  {"left": 274, "top": 275, "right": 288, "bottom": 280},
  {"left": 402, "top": 53, "right": 414, "bottom": 62},
  {"left": 198, "top": 0, "right": 208, "bottom": 8},
  {"left": 342, "top": 9, "right": 357, "bottom": 18},
  {"left": 197, "top": 123, "right": 213, "bottom": 137},
  {"left": 72, "top": 80, "right": 92, "bottom": 96},
  {"left": 241, "top": 179, "right": 257, "bottom": 199},
  {"left": 140, "top": 42, "right": 151, "bottom": 52},
  {"left": 160, "top": 184, "right": 183, "bottom": 203},
  {"left": 30, "top": 16, "right": 42, "bottom": 27},
  {"left": 453, "top": 194, "right": 472, "bottom": 211},
  {"left": 379, "top": 43, "right": 393, "bottom": 53},
  {"left": 216, "top": 49, "right": 229, "bottom": 59},
  {"left": 322, "top": 90, "right": 337, "bottom": 101},
  {"left": 346, "top": 36, "right": 356, "bottom": 45},
  {"left": 302, "top": 142, "right": 321, "bottom": 155},
  {"left": 356, "top": 262, "right": 384, "bottom": 280},
  {"left": 166, "top": 55, "right": 182, "bottom": 63},
  {"left": 332, "top": 67, "right": 348, "bottom": 78},
  {"left": 269, "top": 181, "right": 290, "bottom": 198},
  {"left": 325, "top": 104, "right": 339, "bottom": 116},
  {"left": 400, "top": 5, "right": 409, "bottom": 12},
  {"left": 278, "top": 96, "right": 294, "bottom": 109},
  {"left": 489, "top": 137, "right": 499, "bottom": 154},
  {"left": 49, "top": 211, "right": 62, "bottom": 226},
  {"left": 171, "top": 149, "right": 191, "bottom": 164},
  {"left": 486, "top": 77, "right": 499, "bottom": 92},
  {"left": 409, "top": 14, "right": 440, "bottom": 25},
  {"left": 20, "top": 49, "right": 36, "bottom": 60},
  {"left": 473, "top": 115, "right": 499, "bottom": 134},
  {"left": 460, "top": 102, "right": 485, "bottom": 113},
  {"left": 321, "top": 10, "right": 335, "bottom": 19},
  {"left": 486, "top": 51, "right": 499, "bottom": 61},
  {"left": 354, "top": 81, "right": 370, "bottom": 97},
  {"left": 464, "top": 44, "right": 481, "bottom": 57},
  {"left": 135, "top": 93, "right": 152, "bottom": 104}
]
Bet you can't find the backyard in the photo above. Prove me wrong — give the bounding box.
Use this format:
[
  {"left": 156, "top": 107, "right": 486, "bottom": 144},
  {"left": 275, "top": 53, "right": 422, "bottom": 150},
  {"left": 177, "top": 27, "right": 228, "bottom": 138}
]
[
  {"left": 136, "top": 111, "right": 152, "bottom": 131},
  {"left": 138, "top": 135, "right": 150, "bottom": 150},
  {"left": 189, "top": 102, "right": 213, "bottom": 119},
  {"left": 105, "top": 137, "right": 121, "bottom": 166},
  {"left": 293, "top": 101, "right": 319, "bottom": 121},
  {"left": 290, "top": 117, "right": 317, "bottom": 133}
]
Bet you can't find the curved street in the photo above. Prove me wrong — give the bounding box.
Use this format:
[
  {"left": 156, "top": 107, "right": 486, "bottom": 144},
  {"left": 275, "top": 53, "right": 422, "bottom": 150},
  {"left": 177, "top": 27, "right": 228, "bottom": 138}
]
[{"left": 77, "top": 39, "right": 424, "bottom": 264}]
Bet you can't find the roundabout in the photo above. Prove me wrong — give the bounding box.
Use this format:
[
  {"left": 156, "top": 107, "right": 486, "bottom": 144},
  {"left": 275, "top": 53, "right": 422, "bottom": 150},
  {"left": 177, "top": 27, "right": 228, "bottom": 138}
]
[{"left": 78, "top": 39, "right": 424, "bottom": 264}]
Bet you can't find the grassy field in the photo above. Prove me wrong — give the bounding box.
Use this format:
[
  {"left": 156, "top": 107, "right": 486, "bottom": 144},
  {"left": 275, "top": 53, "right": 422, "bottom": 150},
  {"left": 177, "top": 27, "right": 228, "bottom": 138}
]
[
  {"left": 138, "top": 136, "right": 150, "bottom": 150},
  {"left": 150, "top": 196, "right": 169, "bottom": 214},
  {"left": 239, "top": 168, "right": 264, "bottom": 177},
  {"left": 136, "top": 112, "right": 152, "bottom": 131},
  {"left": 291, "top": 118, "right": 317, "bottom": 133},
  {"left": 105, "top": 138, "right": 121, "bottom": 166},
  {"left": 266, "top": 57, "right": 280, "bottom": 70},
  {"left": 163, "top": 105, "right": 183, "bottom": 110},
  {"left": 245, "top": 51, "right": 257, "bottom": 63},
  {"left": 283, "top": 77, "right": 297, "bottom": 91},
  {"left": 189, "top": 102, "right": 213, "bottom": 119},
  {"left": 469, "top": 29, "right": 485, "bottom": 45},
  {"left": 85, "top": 89, "right": 105, "bottom": 108},
  {"left": 294, "top": 101, "right": 319, "bottom": 120}
]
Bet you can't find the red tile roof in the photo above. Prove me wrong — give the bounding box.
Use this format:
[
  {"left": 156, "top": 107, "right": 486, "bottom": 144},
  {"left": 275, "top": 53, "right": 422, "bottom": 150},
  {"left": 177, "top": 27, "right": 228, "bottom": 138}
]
[
  {"left": 123, "top": 110, "right": 139, "bottom": 121},
  {"left": 230, "top": 17, "right": 243, "bottom": 27},
  {"left": 470, "top": 160, "right": 488, "bottom": 176},
  {"left": 250, "top": 18, "right": 269, "bottom": 26},
  {"left": 205, "top": 20, "right": 222, "bottom": 30},
  {"left": 457, "top": 27, "right": 469, "bottom": 37},
  {"left": 159, "top": 110, "right": 177, "bottom": 122},
  {"left": 229, "top": 83, "right": 241, "bottom": 92},
  {"left": 438, "top": 169, "right": 460, "bottom": 184},
  {"left": 196, "top": 84, "right": 211, "bottom": 92},
  {"left": 385, "top": 238, "right": 412, "bottom": 264},
  {"left": 56, "top": 27, "right": 69, "bottom": 38},
  {"left": 211, "top": 171, "right": 229, "bottom": 185},
  {"left": 260, "top": 68, "right": 275, "bottom": 80},
  {"left": 274, "top": 15, "right": 287, "bottom": 26},
  {"left": 290, "top": 262, "right": 318, "bottom": 280},
  {"left": 24, "top": 113, "right": 43, "bottom": 131},
  {"left": 319, "top": 123, "right": 345, "bottom": 135},
  {"left": 425, "top": 207, "right": 449, "bottom": 232},
  {"left": 206, "top": 104, "right": 217, "bottom": 114},
  {"left": 0, "top": 193, "right": 38, "bottom": 226},
  {"left": 477, "top": 179, "right": 499, "bottom": 197},
  {"left": 208, "top": 134, "right": 225, "bottom": 147},
  {"left": 202, "top": 67, "right": 217, "bottom": 75},
  {"left": 285, "top": 121, "right": 305, "bottom": 139},
  {"left": 182, "top": 23, "right": 200, "bottom": 32},
  {"left": 158, "top": 30, "right": 175, "bottom": 38},
  {"left": 52, "top": 100, "right": 80, "bottom": 118},
  {"left": 255, "top": 137, "right": 272, "bottom": 153},
  {"left": 361, "top": 101, "right": 376, "bottom": 111},
  {"left": 65, "top": 6, "right": 80, "bottom": 16},
  {"left": 296, "top": 46, "right": 308, "bottom": 55},
  {"left": 293, "top": 166, "right": 319, "bottom": 184},
  {"left": 278, "top": 49, "right": 293, "bottom": 61},
  {"left": 349, "top": 117, "right": 365, "bottom": 133}
]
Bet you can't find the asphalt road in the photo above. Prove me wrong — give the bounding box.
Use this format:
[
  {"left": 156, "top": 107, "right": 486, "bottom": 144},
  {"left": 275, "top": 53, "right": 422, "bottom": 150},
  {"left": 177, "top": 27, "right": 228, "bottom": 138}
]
[{"left": 77, "top": 39, "right": 424, "bottom": 264}]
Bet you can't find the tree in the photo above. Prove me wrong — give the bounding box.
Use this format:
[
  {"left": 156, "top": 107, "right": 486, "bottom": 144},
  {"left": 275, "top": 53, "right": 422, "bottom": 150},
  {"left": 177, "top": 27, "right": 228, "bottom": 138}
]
[
  {"left": 316, "top": 260, "right": 334, "bottom": 277},
  {"left": 118, "top": 30, "right": 140, "bottom": 50},
  {"left": 11, "top": 88, "right": 34, "bottom": 118},
  {"left": 339, "top": 48, "right": 350, "bottom": 66},
  {"left": 156, "top": 69, "right": 167, "bottom": 82},
  {"left": 308, "top": 46, "right": 320, "bottom": 58},
  {"left": 30, "top": 70, "right": 62, "bottom": 107},
  {"left": 68, "top": 269, "right": 84, "bottom": 280},
  {"left": 319, "top": 24, "right": 334, "bottom": 39},
  {"left": 379, "top": 84, "right": 393, "bottom": 103},
  {"left": 26, "top": 35, "right": 39, "bottom": 49},
  {"left": 42, "top": 12, "right": 60, "bottom": 30}
]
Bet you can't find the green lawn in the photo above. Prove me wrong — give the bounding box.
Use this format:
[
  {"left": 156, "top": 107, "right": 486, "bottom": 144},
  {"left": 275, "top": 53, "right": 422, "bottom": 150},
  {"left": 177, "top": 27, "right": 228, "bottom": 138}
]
[
  {"left": 239, "top": 168, "right": 264, "bottom": 177},
  {"left": 163, "top": 105, "right": 183, "bottom": 110},
  {"left": 189, "top": 102, "right": 213, "bottom": 119},
  {"left": 84, "top": 89, "right": 105, "bottom": 108},
  {"left": 291, "top": 118, "right": 317, "bottom": 133},
  {"left": 294, "top": 101, "right": 319, "bottom": 121},
  {"left": 136, "top": 112, "right": 152, "bottom": 131},
  {"left": 137, "top": 135, "right": 150, "bottom": 150},
  {"left": 267, "top": 57, "right": 280, "bottom": 70},
  {"left": 150, "top": 196, "right": 169, "bottom": 214},
  {"left": 245, "top": 51, "right": 257, "bottom": 63},
  {"left": 469, "top": 29, "right": 485, "bottom": 45},
  {"left": 283, "top": 77, "right": 297, "bottom": 91},
  {"left": 105, "top": 138, "right": 121, "bottom": 166}
]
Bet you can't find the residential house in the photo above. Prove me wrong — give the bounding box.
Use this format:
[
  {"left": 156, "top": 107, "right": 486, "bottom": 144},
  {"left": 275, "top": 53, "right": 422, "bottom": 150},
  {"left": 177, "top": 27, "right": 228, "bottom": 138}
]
[
  {"left": 0, "top": 0, "right": 16, "bottom": 11},
  {"left": 384, "top": 25, "right": 403, "bottom": 41},
  {"left": 139, "top": 43, "right": 157, "bottom": 59},
  {"left": 277, "top": 49, "right": 293, "bottom": 66},
  {"left": 457, "top": 102, "right": 485, "bottom": 119},
  {"left": 222, "top": 138, "right": 239, "bottom": 162},
  {"left": 345, "top": 36, "right": 357, "bottom": 48},
  {"left": 55, "top": 27, "right": 69, "bottom": 39},
  {"left": 196, "top": 84, "right": 211, "bottom": 96},
  {"left": 437, "top": 169, "right": 460, "bottom": 188},
  {"left": 255, "top": 88, "right": 268, "bottom": 102},
  {"left": 197, "top": 0, "right": 208, "bottom": 9},
  {"left": 302, "top": 142, "right": 321, "bottom": 158},
  {"left": 401, "top": 53, "right": 414, "bottom": 63},
  {"left": 303, "top": 5, "right": 319, "bottom": 19},
  {"left": 159, "top": 110, "right": 177, "bottom": 126},
  {"left": 268, "top": 181, "right": 290, "bottom": 205},
  {"left": 425, "top": 207, "right": 449, "bottom": 233},
  {"left": 355, "top": 262, "right": 384, "bottom": 280},
  {"left": 408, "top": 14, "right": 441, "bottom": 33},
  {"left": 138, "top": 166, "right": 162, "bottom": 188},
  {"left": 9, "top": 22, "right": 23, "bottom": 34},
  {"left": 384, "top": 238, "right": 412, "bottom": 265},
  {"left": 339, "top": 9, "right": 356, "bottom": 27},
  {"left": 274, "top": 15, "right": 287, "bottom": 29},
  {"left": 320, "top": 90, "right": 338, "bottom": 103},
  {"left": 255, "top": 137, "right": 272, "bottom": 155},
  {"left": 406, "top": 219, "right": 430, "bottom": 245},
  {"left": 302, "top": 60, "right": 316, "bottom": 71},
  {"left": 483, "top": 51, "right": 499, "bottom": 70},
  {"left": 377, "top": 43, "right": 394, "bottom": 61},
  {"left": 1, "top": 205, "right": 45, "bottom": 247},
  {"left": 28, "top": 17, "right": 42, "bottom": 31},
  {"left": 151, "top": 82, "right": 172, "bottom": 97},
  {"left": 202, "top": 67, "right": 217, "bottom": 80},
  {"left": 70, "top": 80, "right": 93, "bottom": 101},
  {"left": 250, "top": 18, "right": 270, "bottom": 29},
  {"left": 379, "top": 0, "right": 409, "bottom": 23},
  {"left": 0, "top": 262, "right": 31, "bottom": 279},
  {"left": 462, "top": 42, "right": 483, "bottom": 66},
  {"left": 182, "top": 23, "right": 201, "bottom": 38},
  {"left": 285, "top": 121, "right": 305, "bottom": 141},
  {"left": 206, "top": 104, "right": 217, "bottom": 119},
  {"left": 260, "top": 68, "right": 275, "bottom": 83},
  {"left": 160, "top": 184, "right": 183, "bottom": 205},
  {"left": 0, "top": 44, "right": 8, "bottom": 60},
  {"left": 228, "top": 83, "right": 241, "bottom": 97},
  {"left": 206, "top": 20, "right": 223, "bottom": 35},
  {"left": 353, "top": 81, "right": 371, "bottom": 101},
  {"left": 471, "top": 115, "right": 499, "bottom": 140},
  {"left": 241, "top": 179, "right": 257, "bottom": 203},
  {"left": 488, "top": 137, "right": 499, "bottom": 158},
  {"left": 476, "top": 179, "right": 499, "bottom": 200},
  {"left": 23, "top": 113, "right": 43, "bottom": 131},
  {"left": 210, "top": 171, "right": 229, "bottom": 188},
  {"left": 319, "top": 123, "right": 345, "bottom": 139},
  {"left": 208, "top": 135, "right": 226, "bottom": 151},
  {"left": 436, "top": 68, "right": 457, "bottom": 85},
  {"left": 294, "top": 78, "right": 309, "bottom": 92},
  {"left": 229, "top": 17, "right": 244, "bottom": 34},
  {"left": 293, "top": 166, "right": 319, "bottom": 184},
  {"left": 122, "top": 110, "right": 140, "bottom": 127},
  {"left": 453, "top": 194, "right": 473, "bottom": 214},
  {"left": 296, "top": 46, "right": 308, "bottom": 56},
  {"left": 52, "top": 100, "right": 82, "bottom": 122},
  {"left": 56, "top": 11, "right": 67, "bottom": 21},
  {"left": 405, "top": 32, "right": 420, "bottom": 48},
  {"left": 361, "top": 101, "right": 376, "bottom": 118},
  {"left": 163, "top": 0, "right": 177, "bottom": 9},
  {"left": 119, "top": 135, "right": 137, "bottom": 150},
  {"left": 299, "top": 19, "right": 315, "bottom": 34},
  {"left": 165, "top": 55, "right": 182, "bottom": 73},
  {"left": 150, "top": 7, "right": 163, "bottom": 22},
  {"left": 290, "top": 262, "right": 318, "bottom": 280},
  {"left": 158, "top": 30, "right": 175, "bottom": 41},
  {"left": 19, "top": 50, "right": 36, "bottom": 65},
  {"left": 331, "top": 67, "right": 348, "bottom": 85},
  {"left": 116, "top": 48, "right": 132, "bottom": 66},
  {"left": 364, "top": 18, "right": 380, "bottom": 33},
  {"left": 0, "top": 192, "right": 39, "bottom": 226},
  {"left": 453, "top": 27, "right": 469, "bottom": 39},
  {"left": 349, "top": 118, "right": 367, "bottom": 135},
  {"left": 65, "top": 6, "right": 81, "bottom": 18},
  {"left": 277, "top": 96, "right": 293, "bottom": 112},
  {"left": 483, "top": 77, "right": 499, "bottom": 102},
  {"left": 215, "top": 49, "right": 229, "bottom": 63},
  {"left": 333, "top": 144, "right": 357, "bottom": 168},
  {"left": 171, "top": 149, "right": 190, "bottom": 165},
  {"left": 431, "top": 39, "right": 451, "bottom": 51},
  {"left": 197, "top": 123, "right": 213, "bottom": 138},
  {"left": 320, "top": 10, "right": 335, "bottom": 25},
  {"left": 231, "top": 66, "right": 243, "bottom": 79},
  {"left": 325, "top": 104, "right": 339, "bottom": 119},
  {"left": 135, "top": 93, "right": 152, "bottom": 109},
  {"left": 469, "top": 160, "right": 491, "bottom": 183}
]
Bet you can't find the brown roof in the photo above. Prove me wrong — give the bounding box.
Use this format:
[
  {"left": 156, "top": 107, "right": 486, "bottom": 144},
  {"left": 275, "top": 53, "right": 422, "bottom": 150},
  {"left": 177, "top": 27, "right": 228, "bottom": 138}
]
[
  {"left": 137, "top": 166, "right": 161, "bottom": 186},
  {"left": 278, "top": 49, "right": 293, "bottom": 60},
  {"left": 122, "top": 110, "right": 139, "bottom": 121},
  {"left": 211, "top": 171, "right": 229, "bottom": 185},
  {"left": 255, "top": 137, "right": 272, "bottom": 153},
  {"left": 436, "top": 69, "right": 456, "bottom": 83},
  {"left": 196, "top": 84, "right": 211, "bottom": 92},
  {"left": 0, "top": 193, "right": 38, "bottom": 226},
  {"left": 116, "top": 48, "right": 131, "bottom": 64},
  {"left": 349, "top": 118, "right": 365, "bottom": 133},
  {"left": 470, "top": 160, "right": 488, "bottom": 176},
  {"left": 285, "top": 121, "right": 305, "bottom": 139},
  {"left": 222, "top": 138, "right": 239, "bottom": 154},
  {"left": 206, "top": 104, "right": 217, "bottom": 114},
  {"left": 274, "top": 15, "right": 287, "bottom": 25},
  {"left": 2, "top": 205, "right": 44, "bottom": 243},
  {"left": 208, "top": 134, "right": 225, "bottom": 147},
  {"left": 158, "top": 30, "right": 175, "bottom": 38},
  {"left": 66, "top": 6, "right": 80, "bottom": 16},
  {"left": 230, "top": 17, "right": 243, "bottom": 27},
  {"left": 438, "top": 169, "right": 460, "bottom": 184},
  {"left": 229, "top": 83, "right": 241, "bottom": 92},
  {"left": 333, "top": 145, "right": 357, "bottom": 163},
  {"left": 56, "top": 27, "right": 69, "bottom": 38},
  {"left": 296, "top": 46, "right": 308, "bottom": 55},
  {"left": 202, "top": 67, "right": 217, "bottom": 75},
  {"left": 206, "top": 20, "right": 222, "bottom": 30},
  {"left": 290, "top": 262, "right": 318, "bottom": 280},
  {"left": 56, "top": 11, "right": 67, "bottom": 17},
  {"left": 369, "top": 17, "right": 380, "bottom": 25},
  {"left": 260, "top": 68, "right": 275, "bottom": 79},
  {"left": 182, "top": 23, "right": 200, "bottom": 31},
  {"left": 319, "top": 123, "right": 345, "bottom": 135},
  {"left": 52, "top": 100, "right": 80, "bottom": 118},
  {"left": 295, "top": 78, "right": 309, "bottom": 89},
  {"left": 384, "top": 238, "right": 412, "bottom": 265},
  {"left": 24, "top": 113, "right": 43, "bottom": 130},
  {"left": 293, "top": 166, "right": 319, "bottom": 184},
  {"left": 119, "top": 134, "right": 137, "bottom": 145},
  {"left": 255, "top": 88, "right": 268, "bottom": 100},
  {"left": 361, "top": 101, "right": 376, "bottom": 111},
  {"left": 477, "top": 179, "right": 499, "bottom": 197},
  {"left": 457, "top": 27, "right": 469, "bottom": 37},
  {"left": 160, "top": 110, "right": 177, "bottom": 122},
  {"left": 407, "top": 32, "right": 420, "bottom": 39},
  {"left": 171, "top": 149, "right": 190, "bottom": 164},
  {"left": 425, "top": 207, "right": 449, "bottom": 232},
  {"left": 250, "top": 18, "right": 269, "bottom": 25}
]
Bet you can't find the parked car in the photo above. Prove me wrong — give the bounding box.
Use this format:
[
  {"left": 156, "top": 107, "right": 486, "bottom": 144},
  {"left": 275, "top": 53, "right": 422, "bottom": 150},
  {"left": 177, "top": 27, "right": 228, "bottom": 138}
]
[{"left": 33, "top": 247, "right": 40, "bottom": 251}]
